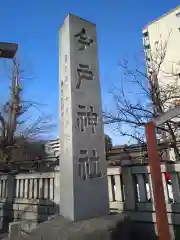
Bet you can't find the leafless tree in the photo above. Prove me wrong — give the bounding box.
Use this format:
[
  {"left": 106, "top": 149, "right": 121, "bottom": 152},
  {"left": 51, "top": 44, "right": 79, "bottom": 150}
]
[
  {"left": 0, "top": 57, "right": 55, "bottom": 163},
  {"left": 103, "top": 38, "right": 180, "bottom": 160}
]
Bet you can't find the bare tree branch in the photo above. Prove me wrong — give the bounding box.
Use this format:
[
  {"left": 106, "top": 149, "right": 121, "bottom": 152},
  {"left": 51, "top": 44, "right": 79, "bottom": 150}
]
[
  {"left": 103, "top": 36, "right": 180, "bottom": 160},
  {"left": 0, "top": 56, "right": 56, "bottom": 163}
]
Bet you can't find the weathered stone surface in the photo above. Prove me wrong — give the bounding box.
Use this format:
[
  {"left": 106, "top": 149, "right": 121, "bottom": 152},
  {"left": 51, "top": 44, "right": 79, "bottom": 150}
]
[
  {"left": 18, "top": 214, "right": 124, "bottom": 240},
  {"left": 9, "top": 221, "right": 21, "bottom": 240},
  {"left": 17, "top": 214, "right": 156, "bottom": 240},
  {"left": 59, "top": 14, "right": 109, "bottom": 221}
]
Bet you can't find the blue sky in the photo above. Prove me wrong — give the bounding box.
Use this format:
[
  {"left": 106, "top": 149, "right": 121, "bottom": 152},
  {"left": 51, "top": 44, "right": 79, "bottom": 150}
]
[{"left": 0, "top": 0, "right": 179, "bottom": 145}]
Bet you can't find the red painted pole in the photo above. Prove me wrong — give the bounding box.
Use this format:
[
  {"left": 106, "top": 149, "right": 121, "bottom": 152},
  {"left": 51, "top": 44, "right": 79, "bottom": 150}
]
[{"left": 145, "top": 122, "right": 171, "bottom": 240}]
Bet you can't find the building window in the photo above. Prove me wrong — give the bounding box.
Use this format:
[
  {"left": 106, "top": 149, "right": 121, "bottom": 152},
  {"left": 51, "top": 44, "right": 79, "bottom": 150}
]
[
  {"left": 144, "top": 43, "right": 150, "bottom": 49},
  {"left": 146, "top": 56, "right": 151, "bottom": 62},
  {"left": 143, "top": 31, "right": 149, "bottom": 37},
  {"left": 176, "top": 12, "right": 180, "bottom": 18}
]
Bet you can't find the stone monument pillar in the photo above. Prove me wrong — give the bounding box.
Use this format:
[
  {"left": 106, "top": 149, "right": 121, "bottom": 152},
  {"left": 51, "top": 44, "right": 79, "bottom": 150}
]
[{"left": 59, "top": 14, "right": 109, "bottom": 221}]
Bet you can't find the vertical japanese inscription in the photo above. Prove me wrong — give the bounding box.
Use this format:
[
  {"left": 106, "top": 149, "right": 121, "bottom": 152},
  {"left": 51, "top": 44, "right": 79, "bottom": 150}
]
[
  {"left": 61, "top": 81, "right": 64, "bottom": 117},
  {"left": 74, "top": 27, "right": 102, "bottom": 181},
  {"left": 64, "top": 54, "right": 68, "bottom": 85},
  {"left": 76, "top": 64, "right": 94, "bottom": 89},
  {"left": 74, "top": 28, "right": 93, "bottom": 51},
  {"left": 78, "top": 149, "right": 101, "bottom": 180},
  {"left": 76, "top": 105, "right": 98, "bottom": 133},
  {"left": 61, "top": 54, "right": 68, "bottom": 117},
  {"left": 74, "top": 28, "right": 94, "bottom": 89},
  {"left": 61, "top": 52, "right": 71, "bottom": 155},
  {"left": 63, "top": 54, "right": 70, "bottom": 129}
]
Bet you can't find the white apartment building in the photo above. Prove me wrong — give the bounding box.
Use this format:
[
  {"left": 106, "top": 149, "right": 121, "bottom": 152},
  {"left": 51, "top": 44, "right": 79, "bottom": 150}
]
[
  {"left": 143, "top": 6, "right": 180, "bottom": 86},
  {"left": 44, "top": 138, "right": 60, "bottom": 158},
  {"left": 142, "top": 6, "right": 180, "bottom": 161}
]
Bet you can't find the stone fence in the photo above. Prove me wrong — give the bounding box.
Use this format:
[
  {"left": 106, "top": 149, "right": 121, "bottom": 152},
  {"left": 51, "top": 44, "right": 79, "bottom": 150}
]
[
  {"left": 0, "top": 171, "right": 60, "bottom": 233},
  {"left": 108, "top": 164, "right": 180, "bottom": 223},
  {"left": 0, "top": 163, "right": 180, "bottom": 234}
]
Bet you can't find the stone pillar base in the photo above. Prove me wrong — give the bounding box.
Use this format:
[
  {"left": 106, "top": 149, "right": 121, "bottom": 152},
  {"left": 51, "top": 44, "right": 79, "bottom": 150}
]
[{"left": 17, "top": 213, "right": 157, "bottom": 240}]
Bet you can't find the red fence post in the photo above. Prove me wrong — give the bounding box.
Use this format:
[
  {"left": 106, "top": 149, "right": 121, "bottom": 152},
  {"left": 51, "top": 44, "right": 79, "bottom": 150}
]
[{"left": 145, "top": 122, "right": 171, "bottom": 240}]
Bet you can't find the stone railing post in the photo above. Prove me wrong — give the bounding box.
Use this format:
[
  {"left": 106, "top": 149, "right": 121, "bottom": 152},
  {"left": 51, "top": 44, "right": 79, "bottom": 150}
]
[
  {"left": 114, "top": 174, "right": 123, "bottom": 202},
  {"left": 7, "top": 174, "right": 15, "bottom": 203},
  {"left": 4, "top": 174, "right": 16, "bottom": 229},
  {"left": 9, "top": 222, "right": 21, "bottom": 240},
  {"left": 50, "top": 178, "right": 54, "bottom": 201},
  {"left": 24, "top": 179, "right": 29, "bottom": 199},
  {"left": 107, "top": 175, "right": 114, "bottom": 202},
  {"left": 2, "top": 179, "right": 6, "bottom": 198},
  {"left": 122, "top": 166, "right": 136, "bottom": 211},
  {"left": 54, "top": 171, "right": 60, "bottom": 206}
]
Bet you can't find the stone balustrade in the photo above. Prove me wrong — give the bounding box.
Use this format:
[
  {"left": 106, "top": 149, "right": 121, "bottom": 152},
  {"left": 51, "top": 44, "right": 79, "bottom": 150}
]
[
  {"left": 108, "top": 163, "right": 180, "bottom": 227},
  {"left": 15, "top": 173, "right": 55, "bottom": 200},
  {"left": 0, "top": 163, "right": 180, "bottom": 233}
]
